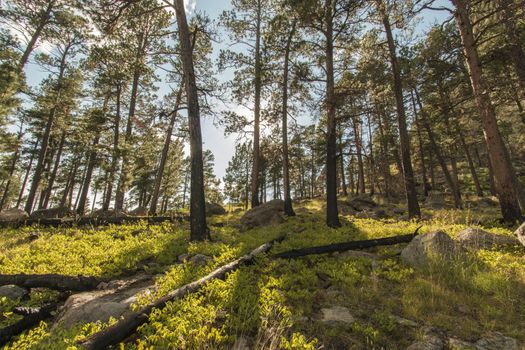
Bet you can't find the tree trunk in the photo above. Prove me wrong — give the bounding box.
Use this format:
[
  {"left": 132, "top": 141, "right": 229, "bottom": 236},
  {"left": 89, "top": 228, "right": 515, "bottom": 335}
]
[
  {"left": 24, "top": 45, "right": 70, "bottom": 213},
  {"left": 452, "top": 0, "right": 522, "bottom": 222},
  {"left": 0, "top": 124, "right": 23, "bottom": 209},
  {"left": 281, "top": 22, "right": 295, "bottom": 216},
  {"left": 352, "top": 115, "right": 366, "bottom": 194},
  {"left": 325, "top": 0, "right": 340, "bottom": 228},
  {"left": 415, "top": 89, "right": 462, "bottom": 208},
  {"left": 250, "top": 0, "right": 262, "bottom": 209},
  {"left": 457, "top": 127, "right": 483, "bottom": 197},
  {"left": 103, "top": 84, "right": 122, "bottom": 211},
  {"left": 410, "top": 91, "right": 430, "bottom": 197},
  {"left": 76, "top": 134, "right": 101, "bottom": 215},
  {"left": 381, "top": 4, "right": 420, "bottom": 218},
  {"left": 174, "top": 0, "right": 208, "bottom": 241},
  {"left": 42, "top": 129, "right": 66, "bottom": 209},
  {"left": 18, "top": 2, "right": 53, "bottom": 69},
  {"left": 150, "top": 87, "right": 183, "bottom": 214},
  {"left": 16, "top": 140, "right": 38, "bottom": 208}
]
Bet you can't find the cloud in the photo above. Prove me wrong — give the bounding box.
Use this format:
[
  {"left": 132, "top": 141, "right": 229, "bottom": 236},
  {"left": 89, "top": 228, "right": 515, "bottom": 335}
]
[{"left": 184, "top": 0, "right": 196, "bottom": 14}]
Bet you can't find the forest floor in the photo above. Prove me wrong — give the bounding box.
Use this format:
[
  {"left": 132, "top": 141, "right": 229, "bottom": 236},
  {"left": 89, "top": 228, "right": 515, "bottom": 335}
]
[{"left": 1, "top": 198, "right": 524, "bottom": 349}]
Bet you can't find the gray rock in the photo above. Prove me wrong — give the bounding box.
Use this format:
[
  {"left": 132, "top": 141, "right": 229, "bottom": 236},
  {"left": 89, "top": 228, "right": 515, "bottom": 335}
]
[
  {"left": 320, "top": 306, "right": 355, "bottom": 324},
  {"left": 0, "top": 285, "right": 28, "bottom": 300},
  {"left": 0, "top": 208, "right": 29, "bottom": 222},
  {"left": 189, "top": 254, "right": 212, "bottom": 266},
  {"left": 475, "top": 332, "right": 518, "bottom": 350},
  {"left": 56, "top": 275, "right": 154, "bottom": 327},
  {"left": 456, "top": 228, "right": 520, "bottom": 250},
  {"left": 476, "top": 197, "right": 499, "bottom": 208},
  {"left": 448, "top": 338, "right": 476, "bottom": 350},
  {"left": 30, "top": 207, "right": 75, "bottom": 220},
  {"left": 177, "top": 253, "right": 189, "bottom": 262},
  {"left": 91, "top": 209, "right": 129, "bottom": 218},
  {"left": 129, "top": 206, "right": 149, "bottom": 216},
  {"left": 401, "top": 231, "right": 464, "bottom": 268},
  {"left": 205, "top": 202, "right": 227, "bottom": 217},
  {"left": 346, "top": 195, "right": 377, "bottom": 211},
  {"left": 240, "top": 200, "right": 285, "bottom": 230},
  {"left": 515, "top": 222, "right": 525, "bottom": 247},
  {"left": 393, "top": 316, "right": 418, "bottom": 327},
  {"left": 407, "top": 334, "right": 443, "bottom": 350}
]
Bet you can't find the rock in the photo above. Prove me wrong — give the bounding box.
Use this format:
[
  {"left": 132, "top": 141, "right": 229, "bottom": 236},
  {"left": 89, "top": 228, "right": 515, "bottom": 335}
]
[
  {"left": 239, "top": 200, "right": 285, "bottom": 230},
  {"left": 129, "top": 206, "right": 149, "bottom": 216},
  {"left": 27, "top": 231, "right": 40, "bottom": 242},
  {"left": 401, "top": 231, "right": 464, "bottom": 268},
  {"left": 189, "top": 254, "right": 212, "bottom": 266},
  {"left": 178, "top": 253, "right": 189, "bottom": 262},
  {"left": 448, "top": 338, "right": 476, "bottom": 349},
  {"left": 515, "top": 222, "right": 525, "bottom": 247},
  {"left": 56, "top": 275, "right": 154, "bottom": 327},
  {"left": 232, "top": 335, "right": 250, "bottom": 350},
  {"left": 456, "top": 227, "right": 520, "bottom": 250},
  {"left": 475, "top": 332, "right": 518, "bottom": 350},
  {"left": 346, "top": 195, "right": 377, "bottom": 211},
  {"left": 0, "top": 208, "right": 29, "bottom": 222},
  {"left": 476, "top": 197, "right": 499, "bottom": 208},
  {"left": 0, "top": 285, "right": 29, "bottom": 300},
  {"left": 30, "top": 207, "right": 75, "bottom": 220},
  {"left": 205, "top": 202, "right": 227, "bottom": 217},
  {"left": 407, "top": 334, "right": 443, "bottom": 350},
  {"left": 91, "top": 209, "right": 129, "bottom": 218},
  {"left": 393, "top": 316, "right": 417, "bottom": 327},
  {"left": 424, "top": 193, "right": 448, "bottom": 209},
  {"left": 320, "top": 306, "right": 355, "bottom": 324}
]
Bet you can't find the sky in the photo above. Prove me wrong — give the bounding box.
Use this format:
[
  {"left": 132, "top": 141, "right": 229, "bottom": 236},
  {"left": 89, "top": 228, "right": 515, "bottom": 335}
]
[{"left": 20, "top": 0, "right": 451, "bottom": 182}]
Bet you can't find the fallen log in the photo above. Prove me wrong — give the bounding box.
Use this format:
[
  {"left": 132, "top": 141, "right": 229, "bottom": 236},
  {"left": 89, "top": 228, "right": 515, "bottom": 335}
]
[
  {"left": 78, "top": 236, "right": 285, "bottom": 350},
  {"left": 0, "top": 303, "right": 58, "bottom": 347},
  {"left": 0, "top": 274, "right": 100, "bottom": 292},
  {"left": 273, "top": 229, "right": 421, "bottom": 259}
]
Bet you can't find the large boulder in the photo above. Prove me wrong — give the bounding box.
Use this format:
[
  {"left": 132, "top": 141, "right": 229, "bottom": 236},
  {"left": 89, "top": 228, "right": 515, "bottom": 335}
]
[
  {"left": 205, "top": 202, "right": 226, "bottom": 217},
  {"left": 407, "top": 334, "right": 443, "bottom": 350},
  {"left": 346, "top": 195, "right": 377, "bottom": 211},
  {"left": 30, "top": 207, "right": 75, "bottom": 220},
  {"left": 456, "top": 227, "right": 520, "bottom": 250},
  {"left": 91, "top": 209, "right": 129, "bottom": 218},
  {"left": 0, "top": 208, "right": 29, "bottom": 222},
  {"left": 401, "top": 231, "right": 464, "bottom": 268},
  {"left": 129, "top": 206, "right": 149, "bottom": 216},
  {"left": 515, "top": 222, "right": 525, "bottom": 247},
  {"left": 476, "top": 197, "right": 499, "bottom": 208},
  {"left": 320, "top": 306, "right": 355, "bottom": 324},
  {"left": 0, "top": 285, "right": 28, "bottom": 300},
  {"left": 55, "top": 274, "right": 154, "bottom": 327},
  {"left": 240, "top": 199, "right": 284, "bottom": 230}
]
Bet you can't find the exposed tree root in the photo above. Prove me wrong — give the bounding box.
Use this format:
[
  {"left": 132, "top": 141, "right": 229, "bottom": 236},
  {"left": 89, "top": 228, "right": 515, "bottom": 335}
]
[{"left": 0, "top": 274, "right": 101, "bottom": 292}]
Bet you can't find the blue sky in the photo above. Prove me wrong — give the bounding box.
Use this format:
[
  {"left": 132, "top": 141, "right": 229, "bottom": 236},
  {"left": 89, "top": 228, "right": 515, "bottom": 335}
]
[{"left": 21, "top": 0, "right": 451, "bottom": 181}]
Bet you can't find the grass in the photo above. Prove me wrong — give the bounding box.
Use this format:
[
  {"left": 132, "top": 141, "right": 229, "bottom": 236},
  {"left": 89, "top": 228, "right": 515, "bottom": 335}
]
[{"left": 0, "top": 199, "right": 524, "bottom": 349}]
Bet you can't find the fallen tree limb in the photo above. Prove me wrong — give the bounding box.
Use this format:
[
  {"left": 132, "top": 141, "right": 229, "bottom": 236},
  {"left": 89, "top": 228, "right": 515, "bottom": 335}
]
[
  {"left": 0, "top": 303, "right": 58, "bottom": 347},
  {"left": 273, "top": 229, "right": 421, "bottom": 259},
  {"left": 0, "top": 274, "right": 100, "bottom": 292},
  {"left": 77, "top": 236, "right": 285, "bottom": 350}
]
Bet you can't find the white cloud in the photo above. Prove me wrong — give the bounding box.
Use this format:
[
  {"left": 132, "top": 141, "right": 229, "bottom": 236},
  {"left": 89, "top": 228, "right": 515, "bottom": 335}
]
[{"left": 184, "top": 0, "right": 197, "bottom": 14}]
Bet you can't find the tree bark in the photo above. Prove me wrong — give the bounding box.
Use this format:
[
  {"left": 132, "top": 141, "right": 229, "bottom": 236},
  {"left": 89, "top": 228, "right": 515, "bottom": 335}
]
[
  {"left": 325, "top": 0, "right": 341, "bottom": 228},
  {"left": 42, "top": 129, "right": 66, "bottom": 209},
  {"left": 0, "top": 274, "right": 100, "bottom": 291},
  {"left": 103, "top": 84, "right": 122, "bottom": 211},
  {"left": 381, "top": 3, "right": 420, "bottom": 218},
  {"left": 174, "top": 0, "right": 208, "bottom": 241},
  {"left": 410, "top": 91, "right": 430, "bottom": 197},
  {"left": 0, "top": 124, "right": 23, "bottom": 209},
  {"left": 452, "top": 0, "right": 522, "bottom": 222},
  {"left": 76, "top": 134, "right": 101, "bottom": 215},
  {"left": 282, "top": 21, "right": 296, "bottom": 216}
]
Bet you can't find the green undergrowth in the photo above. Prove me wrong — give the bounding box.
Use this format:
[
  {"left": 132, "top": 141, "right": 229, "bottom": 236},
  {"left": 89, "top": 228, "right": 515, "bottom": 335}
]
[{"left": 1, "top": 200, "right": 524, "bottom": 349}]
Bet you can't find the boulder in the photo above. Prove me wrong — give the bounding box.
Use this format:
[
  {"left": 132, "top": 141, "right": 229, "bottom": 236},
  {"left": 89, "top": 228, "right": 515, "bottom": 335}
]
[
  {"left": 0, "top": 208, "right": 29, "bottom": 222},
  {"left": 346, "top": 195, "right": 377, "bottom": 211},
  {"left": 515, "top": 222, "right": 525, "bottom": 247},
  {"left": 476, "top": 197, "right": 499, "bottom": 208},
  {"left": 189, "top": 254, "right": 212, "bottom": 266},
  {"left": 424, "top": 193, "right": 448, "bottom": 209},
  {"left": 30, "top": 207, "right": 75, "bottom": 220},
  {"left": 239, "top": 200, "right": 285, "bottom": 230},
  {"left": 205, "top": 202, "right": 226, "bottom": 217},
  {"left": 401, "top": 231, "right": 464, "bottom": 268},
  {"left": 129, "top": 206, "right": 149, "bottom": 216},
  {"left": 91, "top": 209, "right": 129, "bottom": 218},
  {"left": 407, "top": 334, "right": 443, "bottom": 350},
  {"left": 320, "top": 306, "right": 355, "bottom": 324},
  {"left": 456, "top": 228, "right": 520, "bottom": 250},
  {"left": 0, "top": 285, "right": 28, "bottom": 300},
  {"left": 475, "top": 332, "right": 518, "bottom": 350},
  {"left": 55, "top": 274, "right": 154, "bottom": 327}
]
